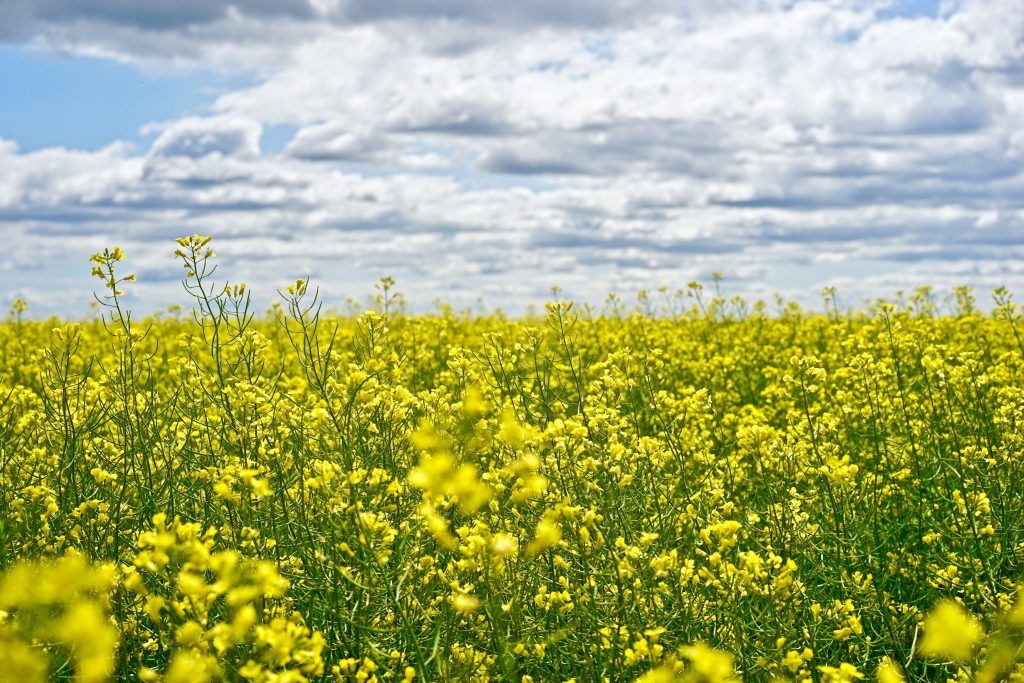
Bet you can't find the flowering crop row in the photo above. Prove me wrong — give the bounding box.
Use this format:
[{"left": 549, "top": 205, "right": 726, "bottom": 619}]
[{"left": 2, "top": 237, "right": 1024, "bottom": 682}]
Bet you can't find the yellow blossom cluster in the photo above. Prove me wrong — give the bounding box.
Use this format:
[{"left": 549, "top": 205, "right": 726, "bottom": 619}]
[{"left": 2, "top": 243, "right": 1024, "bottom": 681}]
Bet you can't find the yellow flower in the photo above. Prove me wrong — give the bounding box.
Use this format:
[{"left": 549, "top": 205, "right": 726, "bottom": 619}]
[
  {"left": 165, "top": 651, "right": 215, "bottom": 683},
  {"left": 917, "top": 600, "right": 984, "bottom": 663},
  {"left": 633, "top": 665, "right": 676, "bottom": 683},
  {"left": 409, "top": 422, "right": 492, "bottom": 531},
  {"left": 491, "top": 533, "right": 518, "bottom": 556},
  {"left": 451, "top": 591, "right": 480, "bottom": 615},
  {"left": 526, "top": 518, "right": 562, "bottom": 556},
  {"left": 0, "top": 625, "right": 47, "bottom": 683},
  {"left": 876, "top": 657, "right": 905, "bottom": 683},
  {"left": 52, "top": 602, "right": 119, "bottom": 683},
  {"left": 680, "top": 643, "right": 741, "bottom": 683},
  {"left": 817, "top": 663, "right": 863, "bottom": 683},
  {"left": 175, "top": 620, "right": 206, "bottom": 647}
]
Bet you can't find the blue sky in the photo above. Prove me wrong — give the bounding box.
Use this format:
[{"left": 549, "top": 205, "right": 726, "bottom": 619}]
[
  {"left": 0, "top": 47, "right": 238, "bottom": 152},
  {"left": 1, "top": 0, "right": 1022, "bottom": 316},
  {"left": 876, "top": 0, "right": 942, "bottom": 19}
]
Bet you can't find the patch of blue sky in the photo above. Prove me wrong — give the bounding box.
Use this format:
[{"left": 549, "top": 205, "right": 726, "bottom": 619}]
[
  {"left": 260, "top": 123, "right": 298, "bottom": 154},
  {"left": 875, "top": 0, "right": 942, "bottom": 21},
  {"left": 0, "top": 46, "right": 252, "bottom": 152}
]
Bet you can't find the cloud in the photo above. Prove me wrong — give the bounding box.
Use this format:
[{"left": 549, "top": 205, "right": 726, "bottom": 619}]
[
  {"left": 480, "top": 150, "right": 587, "bottom": 176},
  {"left": 0, "top": 0, "right": 691, "bottom": 63},
  {"left": 2, "top": 0, "right": 1024, "bottom": 315},
  {"left": 338, "top": 0, "right": 681, "bottom": 28},
  {"left": 147, "top": 116, "right": 262, "bottom": 159},
  {"left": 1, "top": 0, "right": 685, "bottom": 47},
  {"left": 284, "top": 121, "right": 390, "bottom": 161},
  {"left": 0, "top": 0, "right": 317, "bottom": 39}
]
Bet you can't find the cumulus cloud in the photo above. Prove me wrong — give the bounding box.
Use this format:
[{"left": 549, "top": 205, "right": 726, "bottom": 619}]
[
  {"left": 1, "top": 0, "right": 1023, "bottom": 315},
  {"left": 0, "top": 0, "right": 698, "bottom": 63},
  {"left": 284, "top": 121, "right": 390, "bottom": 161},
  {"left": 337, "top": 0, "right": 685, "bottom": 29},
  {"left": 1, "top": 0, "right": 696, "bottom": 43},
  {"left": 146, "top": 117, "right": 262, "bottom": 160}
]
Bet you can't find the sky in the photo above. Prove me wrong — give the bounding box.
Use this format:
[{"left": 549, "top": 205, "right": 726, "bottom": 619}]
[{"left": 1, "top": 0, "right": 1022, "bottom": 316}]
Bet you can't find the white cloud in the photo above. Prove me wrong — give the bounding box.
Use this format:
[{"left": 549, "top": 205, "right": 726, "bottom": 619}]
[
  {"left": 146, "top": 116, "right": 262, "bottom": 160},
  {"left": 284, "top": 121, "right": 391, "bottom": 161},
  {"left": 2, "top": 0, "right": 1024, "bottom": 315}
]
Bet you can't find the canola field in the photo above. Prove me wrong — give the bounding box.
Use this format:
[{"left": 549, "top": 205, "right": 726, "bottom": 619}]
[{"left": 2, "top": 236, "right": 1024, "bottom": 682}]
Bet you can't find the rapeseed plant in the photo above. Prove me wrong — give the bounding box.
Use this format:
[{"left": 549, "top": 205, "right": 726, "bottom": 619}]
[{"left": 2, "top": 238, "right": 1024, "bottom": 680}]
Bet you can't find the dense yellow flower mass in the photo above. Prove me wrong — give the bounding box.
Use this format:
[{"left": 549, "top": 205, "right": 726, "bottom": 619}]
[{"left": 2, "top": 239, "right": 1024, "bottom": 681}]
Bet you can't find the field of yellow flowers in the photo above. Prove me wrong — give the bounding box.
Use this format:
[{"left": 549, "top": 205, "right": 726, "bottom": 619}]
[{"left": 2, "top": 236, "right": 1024, "bottom": 682}]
